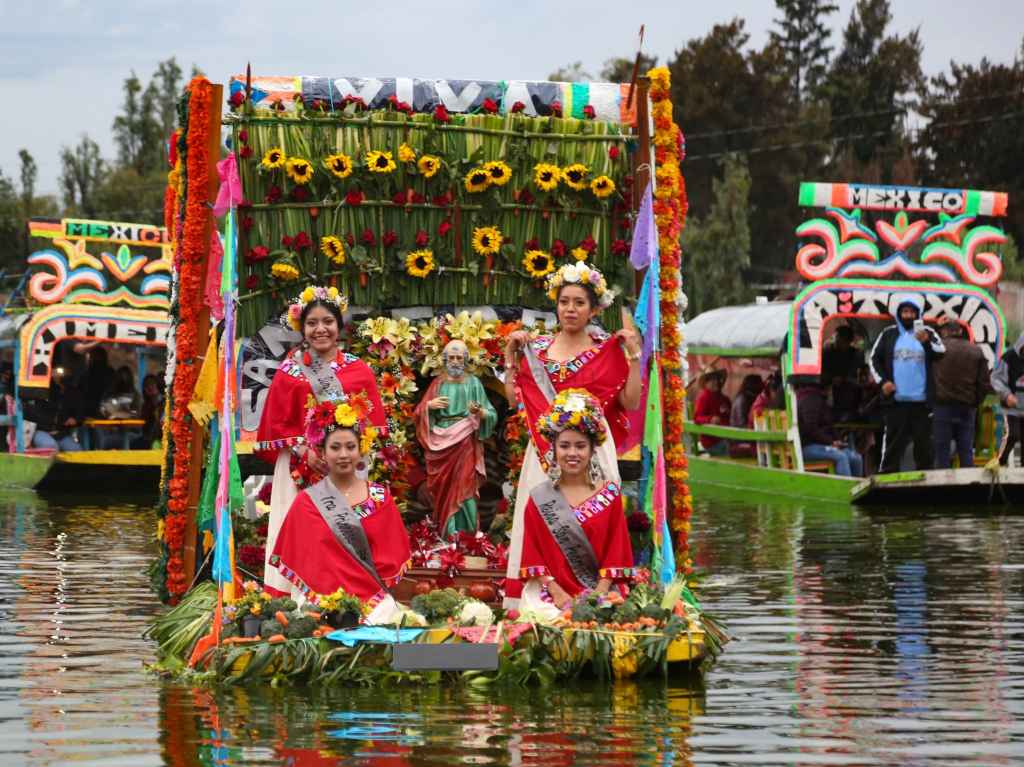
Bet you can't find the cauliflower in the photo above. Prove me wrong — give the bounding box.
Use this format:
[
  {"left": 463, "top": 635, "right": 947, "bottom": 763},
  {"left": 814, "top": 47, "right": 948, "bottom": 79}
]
[{"left": 458, "top": 600, "right": 494, "bottom": 627}]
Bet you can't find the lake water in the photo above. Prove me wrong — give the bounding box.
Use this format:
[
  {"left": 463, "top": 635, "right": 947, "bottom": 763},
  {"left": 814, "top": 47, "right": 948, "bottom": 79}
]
[{"left": 1, "top": 486, "right": 1022, "bottom": 765}]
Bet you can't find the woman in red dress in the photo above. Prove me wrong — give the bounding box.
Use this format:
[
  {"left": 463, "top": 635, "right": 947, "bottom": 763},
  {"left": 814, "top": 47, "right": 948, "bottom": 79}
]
[
  {"left": 269, "top": 397, "right": 410, "bottom": 615},
  {"left": 519, "top": 389, "right": 635, "bottom": 611},
  {"left": 256, "top": 286, "right": 386, "bottom": 595},
  {"left": 502, "top": 263, "right": 642, "bottom": 606}
]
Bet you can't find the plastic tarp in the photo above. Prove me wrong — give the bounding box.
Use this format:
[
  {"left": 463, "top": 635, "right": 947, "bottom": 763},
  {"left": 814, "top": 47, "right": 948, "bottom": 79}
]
[{"left": 685, "top": 302, "right": 792, "bottom": 355}]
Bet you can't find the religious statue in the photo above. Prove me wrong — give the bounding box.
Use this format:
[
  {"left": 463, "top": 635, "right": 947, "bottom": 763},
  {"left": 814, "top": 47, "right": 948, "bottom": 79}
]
[{"left": 414, "top": 339, "right": 497, "bottom": 536}]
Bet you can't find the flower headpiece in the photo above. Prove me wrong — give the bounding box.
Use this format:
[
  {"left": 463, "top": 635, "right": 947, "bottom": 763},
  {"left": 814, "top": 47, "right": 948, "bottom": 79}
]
[
  {"left": 536, "top": 388, "right": 608, "bottom": 445},
  {"left": 285, "top": 285, "right": 349, "bottom": 331},
  {"left": 545, "top": 262, "right": 615, "bottom": 310},
  {"left": 304, "top": 392, "right": 378, "bottom": 454}
]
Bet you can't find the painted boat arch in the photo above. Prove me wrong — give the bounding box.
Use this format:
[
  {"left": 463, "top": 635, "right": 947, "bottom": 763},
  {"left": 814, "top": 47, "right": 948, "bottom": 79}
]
[
  {"left": 786, "top": 278, "right": 1006, "bottom": 377},
  {"left": 16, "top": 304, "right": 171, "bottom": 391}
]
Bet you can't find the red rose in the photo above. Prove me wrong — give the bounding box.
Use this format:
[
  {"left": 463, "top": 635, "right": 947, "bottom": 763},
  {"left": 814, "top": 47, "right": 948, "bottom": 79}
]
[
  {"left": 238, "top": 198, "right": 252, "bottom": 209},
  {"left": 398, "top": 100, "right": 412, "bottom": 114},
  {"left": 265, "top": 185, "right": 282, "bottom": 204},
  {"left": 412, "top": 192, "right": 425, "bottom": 204},
  {"left": 241, "top": 215, "right": 254, "bottom": 231},
  {"left": 345, "top": 233, "right": 354, "bottom": 246},
  {"left": 551, "top": 239, "right": 566, "bottom": 258},
  {"left": 525, "top": 238, "right": 540, "bottom": 250},
  {"left": 518, "top": 188, "right": 535, "bottom": 206},
  {"left": 228, "top": 90, "right": 245, "bottom": 108},
  {"left": 345, "top": 189, "right": 364, "bottom": 206},
  {"left": 579, "top": 235, "right": 597, "bottom": 253},
  {"left": 293, "top": 231, "right": 312, "bottom": 250},
  {"left": 360, "top": 228, "right": 376, "bottom": 246},
  {"left": 244, "top": 274, "right": 259, "bottom": 290},
  {"left": 290, "top": 185, "right": 309, "bottom": 202},
  {"left": 438, "top": 220, "right": 452, "bottom": 237},
  {"left": 393, "top": 190, "right": 408, "bottom": 205},
  {"left": 239, "top": 145, "right": 253, "bottom": 159},
  {"left": 246, "top": 245, "right": 270, "bottom": 263},
  {"left": 415, "top": 229, "right": 429, "bottom": 247},
  {"left": 281, "top": 235, "right": 294, "bottom": 248},
  {"left": 611, "top": 238, "right": 629, "bottom": 255},
  {"left": 510, "top": 101, "right": 526, "bottom": 113},
  {"left": 343, "top": 95, "right": 366, "bottom": 110},
  {"left": 609, "top": 145, "right": 620, "bottom": 160},
  {"left": 583, "top": 104, "right": 596, "bottom": 119},
  {"left": 382, "top": 230, "right": 398, "bottom": 248},
  {"left": 550, "top": 100, "right": 562, "bottom": 117},
  {"left": 432, "top": 192, "right": 451, "bottom": 207},
  {"left": 238, "top": 129, "right": 248, "bottom": 143},
  {"left": 482, "top": 98, "right": 499, "bottom": 114},
  {"left": 434, "top": 105, "right": 450, "bottom": 123}
]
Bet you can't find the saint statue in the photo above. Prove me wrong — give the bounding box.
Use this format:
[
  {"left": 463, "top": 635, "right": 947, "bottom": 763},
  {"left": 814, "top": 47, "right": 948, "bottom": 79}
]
[{"left": 414, "top": 339, "right": 497, "bottom": 536}]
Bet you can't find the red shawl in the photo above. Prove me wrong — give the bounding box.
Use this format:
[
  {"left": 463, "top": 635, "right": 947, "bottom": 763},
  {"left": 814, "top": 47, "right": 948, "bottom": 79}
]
[
  {"left": 255, "top": 350, "right": 386, "bottom": 464},
  {"left": 515, "top": 334, "right": 631, "bottom": 458},
  {"left": 268, "top": 482, "right": 411, "bottom": 604},
  {"left": 519, "top": 481, "right": 634, "bottom": 598},
  {"left": 413, "top": 376, "right": 486, "bottom": 532}
]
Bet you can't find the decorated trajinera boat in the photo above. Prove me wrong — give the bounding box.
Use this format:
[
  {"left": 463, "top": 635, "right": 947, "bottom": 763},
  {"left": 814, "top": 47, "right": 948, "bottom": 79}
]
[
  {"left": 0, "top": 217, "right": 170, "bottom": 490},
  {"left": 146, "top": 66, "right": 725, "bottom": 685},
  {"left": 684, "top": 181, "right": 1024, "bottom": 505}
]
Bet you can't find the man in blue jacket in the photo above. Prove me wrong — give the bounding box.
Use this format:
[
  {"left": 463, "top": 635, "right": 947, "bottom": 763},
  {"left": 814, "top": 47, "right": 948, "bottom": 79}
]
[{"left": 868, "top": 296, "right": 945, "bottom": 472}]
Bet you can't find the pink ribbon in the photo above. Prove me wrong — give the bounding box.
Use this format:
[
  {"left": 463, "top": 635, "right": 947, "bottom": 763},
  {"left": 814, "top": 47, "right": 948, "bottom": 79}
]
[{"left": 213, "top": 152, "right": 242, "bottom": 217}]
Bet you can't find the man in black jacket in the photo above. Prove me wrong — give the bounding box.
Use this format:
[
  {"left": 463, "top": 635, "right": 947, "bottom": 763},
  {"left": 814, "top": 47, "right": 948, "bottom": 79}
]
[
  {"left": 992, "top": 331, "right": 1024, "bottom": 467},
  {"left": 868, "top": 296, "right": 945, "bottom": 472}
]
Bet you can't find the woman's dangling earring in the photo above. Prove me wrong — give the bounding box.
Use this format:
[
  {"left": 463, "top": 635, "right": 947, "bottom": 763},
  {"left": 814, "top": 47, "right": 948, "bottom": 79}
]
[
  {"left": 545, "top": 449, "right": 561, "bottom": 485},
  {"left": 587, "top": 455, "right": 604, "bottom": 487},
  {"left": 300, "top": 339, "right": 312, "bottom": 366}
]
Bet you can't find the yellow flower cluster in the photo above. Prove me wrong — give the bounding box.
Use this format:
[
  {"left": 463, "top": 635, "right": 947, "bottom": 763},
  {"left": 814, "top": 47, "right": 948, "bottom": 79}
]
[
  {"left": 334, "top": 402, "right": 359, "bottom": 427},
  {"left": 271, "top": 261, "right": 300, "bottom": 281},
  {"left": 545, "top": 262, "right": 614, "bottom": 308},
  {"left": 398, "top": 143, "right": 416, "bottom": 163},
  {"left": 464, "top": 161, "right": 512, "bottom": 193}
]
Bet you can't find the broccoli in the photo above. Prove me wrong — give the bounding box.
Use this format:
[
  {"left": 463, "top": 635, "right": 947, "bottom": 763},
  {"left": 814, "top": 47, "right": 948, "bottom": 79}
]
[
  {"left": 221, "top": 621, "right": 241, "bottom": 639},
  {"left": 260, "top": 618, "right": 284, "bottom": 637},
  {"left": 641, "top": 603, "right": 670, "bottom": 621},
  {"left": 571, "top": 600, "right": 599, "bottom": 623},
  {"left": 281, "top": 599, "right": 298, "bottom": 613},
  {"left": 613, "top": 602, "right": 640, "bottom": 624},
  {"left": 265, "top": 598, "right": 289, "bottom": 615},
  {"left": 284, "top": 615, "right": 318, "bottom": 640},
  {"left": 409, "top": 588, "right": 465, "bottom": 624}
]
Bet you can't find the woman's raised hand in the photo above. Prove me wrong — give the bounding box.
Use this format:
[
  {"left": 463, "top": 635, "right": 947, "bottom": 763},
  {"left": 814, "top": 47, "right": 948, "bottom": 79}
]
[
  {"left": 504, "top": 330, "right": 530, "bottom": 366},
  {"left": 615, "top": 327, "right": 642, "bottom": 359}
]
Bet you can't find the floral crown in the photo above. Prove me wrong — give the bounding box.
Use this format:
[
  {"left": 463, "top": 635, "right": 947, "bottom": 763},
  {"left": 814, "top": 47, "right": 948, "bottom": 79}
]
[
  {"left": 304, "top": 392, "right": 378, "bottom": 453},
  {"left": 536, "top": 388, "right": 608, "bottom": 445},
  {"left": 545, "top": 262, "right": 616, "bottom": 310},
  {"left": 285, "top": 285, "right": 349, "bottom": 331}
]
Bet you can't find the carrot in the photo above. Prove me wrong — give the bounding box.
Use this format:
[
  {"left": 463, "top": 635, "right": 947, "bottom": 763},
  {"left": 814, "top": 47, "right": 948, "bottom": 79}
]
[
  {"left": 275, "top": 611, "right": 290, "bottom": 628},
  {"left": 268, "top": 634, "right": 287, "bottom": 644},
  {"left": 305, "top": 611, "right": 322, "bottom": 621},
  {"left": 223, "top": 635, "right": 261, "bottom": 645}
]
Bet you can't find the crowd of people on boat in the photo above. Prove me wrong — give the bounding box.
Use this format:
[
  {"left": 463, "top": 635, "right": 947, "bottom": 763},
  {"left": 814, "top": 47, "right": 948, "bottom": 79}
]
[
  {"left": 693, "top": 296, "right": 1024, "bottom": 477},
  {"left": 0, "top": 340, "right": 165, "bottom": 453},
  {"left": 252, "top": 263, "right": 643, "bottom": 619}
]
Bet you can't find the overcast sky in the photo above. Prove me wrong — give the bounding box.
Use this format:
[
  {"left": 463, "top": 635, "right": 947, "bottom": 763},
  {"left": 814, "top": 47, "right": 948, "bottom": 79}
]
[{"left": 2, "top": 0, "right": 1021, "bottom": 198}]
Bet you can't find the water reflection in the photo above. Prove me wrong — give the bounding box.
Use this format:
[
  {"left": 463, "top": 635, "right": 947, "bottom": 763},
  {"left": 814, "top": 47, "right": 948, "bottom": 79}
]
[{"left": 1, "top": 487, "right": 1023, "bottom": 765}]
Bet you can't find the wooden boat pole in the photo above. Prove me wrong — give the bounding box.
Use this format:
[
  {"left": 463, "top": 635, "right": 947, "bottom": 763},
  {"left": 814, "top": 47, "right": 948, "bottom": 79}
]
[
  {"left": 182, "top": 82, "right": 223, "bottom": 582},
  {"left": 633, "top": 76, "right": 651, "bottom": 296}
]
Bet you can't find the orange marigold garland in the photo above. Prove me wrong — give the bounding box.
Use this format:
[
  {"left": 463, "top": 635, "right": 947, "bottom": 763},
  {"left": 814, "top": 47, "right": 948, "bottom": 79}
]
[
  {"left": 163, "top": 77, "right": 215, "bottom": 601},
  {"left": 647, "top": 66, "right": 694, "bottom": 574}
]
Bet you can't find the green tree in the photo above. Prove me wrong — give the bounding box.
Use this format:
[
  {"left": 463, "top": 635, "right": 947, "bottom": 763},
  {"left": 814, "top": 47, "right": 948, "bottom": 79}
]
[
  {"left": 92, "top": 166, "right": 167, "bottom": 225},
  {"left": 681, "top": 154, "right": 752, "bottom": 316},
  {"left": 599, "top": 54, "right": 657, "bottom": 83},
  {"left": 59, "top": 135, "right": 106, "bottom": 217},
  {"left": 153, "top": 57, "right": 184, "bottom": 140},
  {"left": 548, "top": 61, "right": 593, "bottom": 82},
  {"left": 825, "top": 0, "right": 922, "bottom": 175},
  {"left": 0, "top": 169, "right": 22, "bottom": 270},
  {"left": 770, "top": 0, "right": 839, "bottom": 103},
  {"left": 915, "top": 42, "right": 1024, "bottom": 258}
]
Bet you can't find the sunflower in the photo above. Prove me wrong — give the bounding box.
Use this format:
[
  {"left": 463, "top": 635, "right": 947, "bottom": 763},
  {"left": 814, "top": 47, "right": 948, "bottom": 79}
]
[
  {"left": 285, "top": 157, "right": 314, "bottom": 185},
  {"left": 406, "top": 249, "right": 436, "bottom": 278},
  {"left": 533, "top": 163, "right": 561, "bottom": 192},
  {"left": 522, "top": 249, "right": 554, "bottom": 279},
  {"left": 591, "top": 175, "right": 616, "bottom": 198},
  {"left": 418, "top": 154, "right": 441, "bottom": 178},
  {"left": 323, "top": 153, "right": 353, "bottom": 179},
  {"left": 484, "top": 160, "right": 512, "bottom": 186},
  {"left": 261, "top": 147, "right": 286, "bottom": 170},
  {"left": 562, "top": 163, "right": 589, "bottom": 191},
  {"left": 571, "top": 247, "right": 588, "bottom": 262},
  {"left": 471, "top": 226, "right": 503, "bottom": 257},
  {"left": 464, "top": 167, "right": 491, "bottom": 193},
  {"left": 398, "top": 143, "right": 416, "bottom": 163},
  {"left": 320, "top": 236, "right": 346, "bottom": 265},
  {"left": 366, "top": 150, "right": 396, "bottom": 174},
  {"left": 270, "top": 261, "right": 300, "bottom": 281}
]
